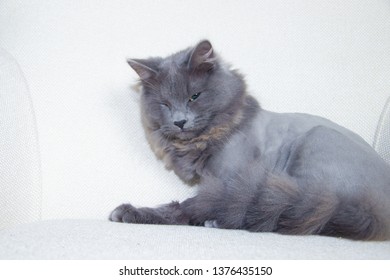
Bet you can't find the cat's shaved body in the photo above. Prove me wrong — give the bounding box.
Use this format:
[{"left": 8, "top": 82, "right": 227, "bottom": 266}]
[{"left": 110, "top": 40, "right": 390, "bottom": 240}]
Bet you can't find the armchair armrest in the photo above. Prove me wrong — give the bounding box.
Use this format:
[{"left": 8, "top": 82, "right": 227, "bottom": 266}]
[{"left": 0, "top": 48, "right": 41, "bottom": 229}]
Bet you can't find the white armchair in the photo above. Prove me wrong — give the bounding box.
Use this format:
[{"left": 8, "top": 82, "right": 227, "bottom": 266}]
[{"left": 1, "top": 0, "right": 390, "bottom": 259}]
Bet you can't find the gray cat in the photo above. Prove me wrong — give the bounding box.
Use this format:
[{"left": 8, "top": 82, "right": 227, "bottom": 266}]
[{"left": 110, "top": 40, "right": 390, "bottom": 240}]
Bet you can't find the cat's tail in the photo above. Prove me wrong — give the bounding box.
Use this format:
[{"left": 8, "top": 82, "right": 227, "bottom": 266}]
[
  {"left": 263, "top": 176, "right": 390, "bottom": 241},
  {"left": 319, "top": 199, "right": 388, "bottom": 241},
  {"left": 225, "top": 172, "right": 389, "bottom": 240},
  {"left": 321, "top": 184, "right": 390, "bottom": 241}
]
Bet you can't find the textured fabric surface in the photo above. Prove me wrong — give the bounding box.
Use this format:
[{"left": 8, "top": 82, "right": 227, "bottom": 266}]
[
  {"left": 0, "top": 48, "right": 41, "bottom": 229},
  {"left": 0, "top": 0, "right": 389, "bottom": 221},
  {"left": 374, "top": 97, "right": 390, "bottom": 165},
  {"left": 1, "top": 219, "right": 390, "bottom": 260}
]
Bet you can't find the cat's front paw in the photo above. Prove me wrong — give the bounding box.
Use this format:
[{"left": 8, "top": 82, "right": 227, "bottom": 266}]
[{"left": 109, "top": 203, "right": 140, "bottom": 223}]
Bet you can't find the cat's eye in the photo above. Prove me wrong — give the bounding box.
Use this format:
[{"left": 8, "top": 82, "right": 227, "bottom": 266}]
[
  {"left": 189, "top": 92, "right": 202, "bottom": 102},
  {"left": 160, "top": 102, "right": 171, "bottom": 109}
]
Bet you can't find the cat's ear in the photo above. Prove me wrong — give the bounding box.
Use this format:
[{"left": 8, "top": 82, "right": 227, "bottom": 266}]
[
  {"left": 127, "top": 59, "right": 158, "bottom": 80},
  {"left": 188, "top": 40, "right": 216, "bottom": 73}
]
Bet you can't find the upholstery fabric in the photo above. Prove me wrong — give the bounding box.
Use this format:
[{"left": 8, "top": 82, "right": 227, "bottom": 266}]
[
  {"left": 0, "top": 49, "right": 41, "bottom": 229},
  {"left": 1, "top": 220, "right": 390, "bottom": 260},
  {"left": 374, "top": 97, "right": 390, "bottom": 165}
]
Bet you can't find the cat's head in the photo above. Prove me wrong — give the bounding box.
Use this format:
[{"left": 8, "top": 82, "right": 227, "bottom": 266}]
[{"left": 128, "top": 40, "right": 246, "bottom": 141}]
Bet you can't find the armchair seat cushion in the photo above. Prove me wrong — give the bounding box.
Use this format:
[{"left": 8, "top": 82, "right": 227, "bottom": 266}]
[{"left": 1, "top": 219, "right": 389, "bottom": 259}]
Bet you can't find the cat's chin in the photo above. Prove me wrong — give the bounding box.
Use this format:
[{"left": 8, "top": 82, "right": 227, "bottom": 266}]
[
  {"left": 162, "top": 129, "right": 199, "bottom": 141},
  {"left": 173, "top": 131, "right": 198, "bottom": 141}
]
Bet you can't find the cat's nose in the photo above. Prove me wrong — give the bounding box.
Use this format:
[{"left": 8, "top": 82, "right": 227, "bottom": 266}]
[{"left": 174, "top": 119, "right": 187, "bottom": 129}]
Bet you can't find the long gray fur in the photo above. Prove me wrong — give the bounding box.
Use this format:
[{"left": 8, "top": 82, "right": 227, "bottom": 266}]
[{"left": 110, "top": 40, "right": 390, "bottom": 240}]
